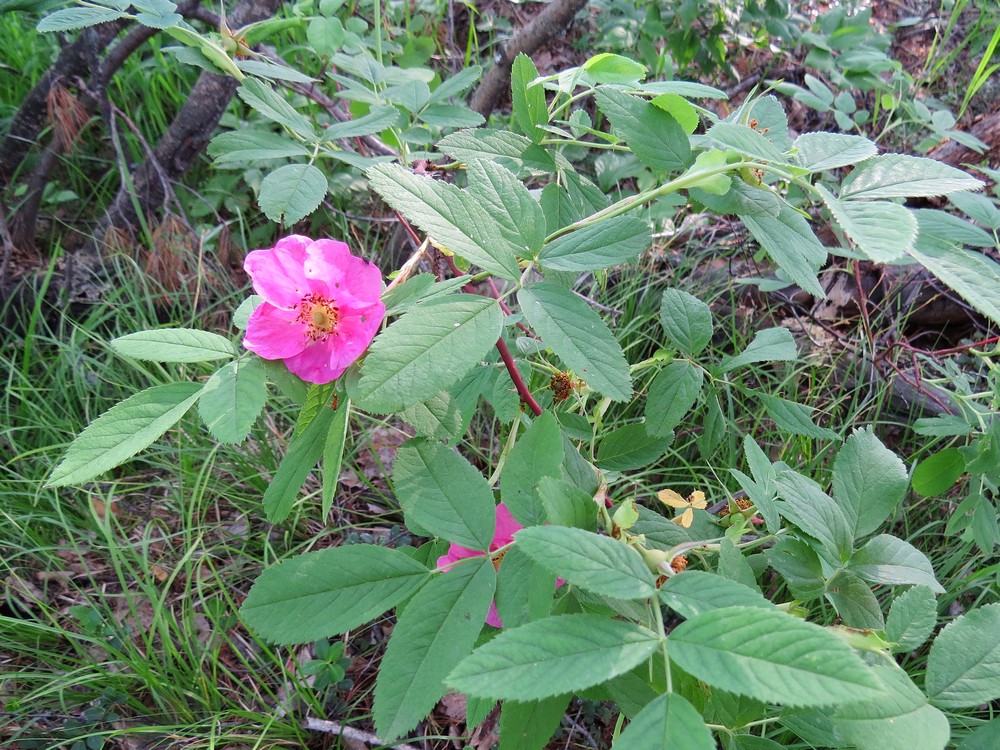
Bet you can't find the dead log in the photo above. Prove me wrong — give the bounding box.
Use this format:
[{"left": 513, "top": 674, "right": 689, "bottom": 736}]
[
  {"left": 928, "top": 111, "right": 1000, "bottom": 168},
  {"left": 94, "top": 0, "right": 284, "bottom": 250},
  {"left": 468, "top": 0, "right": 588, "bottom": 118}
]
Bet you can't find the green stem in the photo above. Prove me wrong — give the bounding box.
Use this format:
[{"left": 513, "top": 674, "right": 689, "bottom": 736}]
[
  {"left": 539, "top": 138, "right": 630, "bottom": 151},
  {"left": 544, "top": 160, "right": 767, "bottom": 243},
  {"left": 651, "top": 597, "right": 671, "bottom": 693},
  {"left": 487, "top": 415, "right": 524, "bottom": 486},
  {"left": 372, "top": 0, "right": 383, "bottom": 65}
]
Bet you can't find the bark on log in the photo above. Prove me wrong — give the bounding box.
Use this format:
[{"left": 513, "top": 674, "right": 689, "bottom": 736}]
[
  {"left": 928, "top": 111, "right": 1000, "bottom": 168},
  {"left": 468, "top": 0, "right": 588, "bottom": 118}
]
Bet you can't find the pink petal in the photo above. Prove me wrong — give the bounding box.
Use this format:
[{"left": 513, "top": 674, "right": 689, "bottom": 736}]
[
  {"left": 305, "top": 241, "right": 385, "bottom": 309},
  {"left": 243, "top": 236, "right": 316, "bottom": 309},
  {"left": 243, "top": 303, "right": 308, "bottom": 359},
  {"left": 282, "top": 344, "right": 342, "bottom": 385},
  {"left": 492, "top": 503, "right": 523, "bottom": 549},
  {"left": 485, "top": 601, "right": 503, "bottom": 628},
  {"left": 279, "top": 306, "right": 384, "bottom": 385},
  {"left": 436, "top": 546, "right": 482, "bottom": 572},
  {"left": 332, "top": 305, "right": 385, "bottom": 355}
]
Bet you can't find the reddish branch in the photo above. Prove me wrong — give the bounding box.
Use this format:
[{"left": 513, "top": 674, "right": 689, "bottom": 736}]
[{"left": 439, "top": 256, "right": 544, "bottom": 417}]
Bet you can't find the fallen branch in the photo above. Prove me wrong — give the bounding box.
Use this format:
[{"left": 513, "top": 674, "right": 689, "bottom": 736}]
[
  {"left": 468, "top": 0, "right": 588, "bottom": 118},
  {"left": 927, "top": 111, "right": 1000, "bottom": 168},
  {"left": 301, "top": 717, "right": 421, "bottom": 749}
]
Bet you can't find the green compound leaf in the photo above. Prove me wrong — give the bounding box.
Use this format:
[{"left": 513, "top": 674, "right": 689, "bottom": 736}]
[
  {"left": 659, "top": 570, "right": 774, "bottom": 620},
  {"left": 957, "top": 717, "right": 1000, "bottom": 750},
  {"left": 741, "top": 204, "right": 826, "bottom": 298},
  {"left": 240, "top": 544, "right": 430, "bottom": 644},
  {"left": 393, "top": 438, "right": 496, "bottom": 551},
  {"left": 597, "top": 423, "right": 674, "bottom": 471},
  {"left": 840, "top": 154, "right": 983, "bottom": 199},
  {"left": 950, "top": 191, "right": 1000, "bottom": 229},
  {"left": 373, "top": 557, "right": 495, "bottom": 740},
  {"left": 645, "top": 361, "right": 704, "bottom": 438},
  {"left": 584, "top": 53, "right": 648, "bottom": 84},
  {"left": 833, "top": 427, "right": 908, "bottom": 539},
  {"left": 539, "top": 216, "right": 650, "bottom": 271},
  {"left": 817, "top": 185, "right": 917, "bottom": 263},
  {"left": 926, "top": 603, "right": 1000, "bottom": 709},
  {"left": 501, "top": 412, "right": 564, "bottom": 527},
  {"left": 912, "top": 448, "right": 966, "bottom": 497},
  {"left": 594, "top": 86, "right": 691, "bottom": 172},
  {"left": 518, "top": 283, "right": 632, "bottom": 401},
  {"left": 321, "top": 395, "right": 350, "bottom": 516},
  {"left": 915, "top": 208, "right": 997, "bottom": 248},
  {"left": 825, "top": 568, "right": 884, "bottom": 630},
  {"left": 694, "top": 179, "right": 780, "bottom": 218},
  {"left": 495, "top": 546, "right": 557, "bottom": 629},
  {"left": 907, "top": 237, "right": 1000, "bottom": 327},
  {"left": 447, "top": 614, "right": 660, "bottom": 701},
  {"left": 37, "top": 6, "right": 127, "bottom": 32},
  {"left": 537, "top": 476, "right": 597, "bottom": 530},
  {"left": 367, "top": 163, "right": 520, "bottom": 280},
  {"left": 499, "top": 695, "right": 571, "bottom": 750},
  {"left": 610, "top": 692, "right": 715, "bottom": 750},
  {"left": 706, "top": 121, "right": 789, "bottom": 164},
  {"left": 848, "top": 535, "right": 944, "bottom": 593},
  {"left": 668, "top": 606, "right": 885, "bottom": 707},
  {"left": 111, "top": 328, "right": 236, "bottom": 362},
  {"left": 321, "top": 104, "right": 400, "bottom": 139},
  {"left": 436, "top": 128, "right": 533, "bottom": 163},
  {"left": 831, "top": 665, "right": 950, "bottom": 750},
  {"left": 651, "top": 93, "right": 700, "bottom": 134},
  {"left": 47, "top": 383, "right": 202, "bottom": 488},
  {"left": 263, "top": 400, "right": 335, "bottom": 522},
  {"left": 467, "top": 159, "right": 546, "bottom": 257},
  {"left": 258, "top": 163, "right": 328, "bottom": 226},
  {"left": 511, "top": 53, "right": 547, "bottom": 143},
  {"left": 886, "top": 585, "right": 937, "bottom": 653},
  {"left": 197, "top": 357, "right": 267, "bottom": 444},
  {"left": 719, "top": 327, "right": 798, "bottom": 373},
  {"left": 516, "top": 526, "right": 657, "bottom": 600},
  {"left": 794, "top": 132, "right": 878, "bottom": 172},
  {"left": 355, "top": 295, "right": 503, "bottom": 413},
  {"left": 398, "top": 391, "right": 463, "bottom": 442},
  {"left": 757, "top": 392, "right": 837, "bottom": 440},
  {"left": 659, "top": 289, "right": 714, "bottom": 356},
  {"left": 776, "top": 471, "right": 853, "bottom": 563},
  {"left": 237, "top": 78, "right": 315, "bottom": 139},
  {"left": 209, "top": 130, "right": 312, "bottom": 164}
]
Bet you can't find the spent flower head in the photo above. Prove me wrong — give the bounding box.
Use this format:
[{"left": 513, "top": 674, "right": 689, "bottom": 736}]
[{"left": 657, "top": 488, "right": 707, "bottom": 528}]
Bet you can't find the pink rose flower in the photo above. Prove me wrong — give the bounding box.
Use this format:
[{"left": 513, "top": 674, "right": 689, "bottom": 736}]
[
  {"left": 242, "top": 235, "right": 385, "bottom": 384},
  {"left": 436, "top": 503, "right": 523, "bottom": 628}
]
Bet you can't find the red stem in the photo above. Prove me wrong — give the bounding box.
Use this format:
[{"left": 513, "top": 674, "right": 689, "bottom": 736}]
[
  {"left": 441, "top": 256, "right": 543, "bottom": 416},
  {"left": 496, "top": 337, "right": 544, "bottom": 416}
]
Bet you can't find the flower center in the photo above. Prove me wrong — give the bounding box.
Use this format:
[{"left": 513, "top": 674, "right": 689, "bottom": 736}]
[{"left": 296, "top": 293, "right": 339, "bottom": 341}]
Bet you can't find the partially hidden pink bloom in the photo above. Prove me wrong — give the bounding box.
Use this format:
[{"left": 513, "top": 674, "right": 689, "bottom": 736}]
[
  {"left": 436, "top": 503, "right": 562, "bottom": 628},
  {"left": 437, "top": 503, "right": 522, "bottom": 628},
  {"left": 242, "top": 235, "right": 385, "bottom": 384}
]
